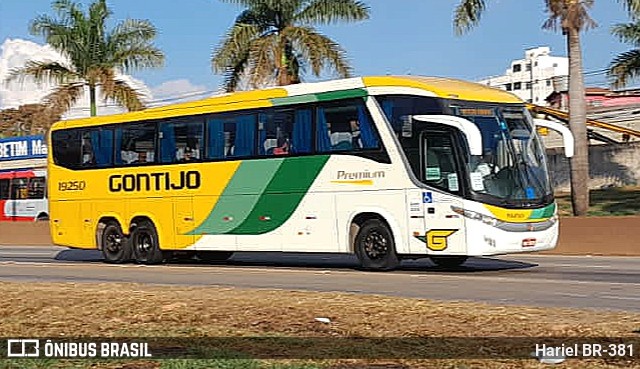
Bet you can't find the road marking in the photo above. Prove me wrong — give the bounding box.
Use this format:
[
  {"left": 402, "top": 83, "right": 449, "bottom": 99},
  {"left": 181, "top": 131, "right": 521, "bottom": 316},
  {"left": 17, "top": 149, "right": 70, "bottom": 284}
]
[
  {"left": 553, "top": 263, "right": 613, "bottom": 268},
  {"left": 556, "top": 292, "right": 590, "bottom": 298},
  {"left": 0, "top": 251, "right": 54, "bottom": 256},
  {"left": 598, "top": 295, "right": 640, "bottom": 301}
]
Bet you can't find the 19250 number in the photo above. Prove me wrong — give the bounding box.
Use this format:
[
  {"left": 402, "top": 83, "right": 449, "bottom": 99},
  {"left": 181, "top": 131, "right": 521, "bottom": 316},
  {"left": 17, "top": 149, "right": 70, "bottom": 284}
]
[{"left": 58, "top": 180, "right": 86, "bottom": 191}]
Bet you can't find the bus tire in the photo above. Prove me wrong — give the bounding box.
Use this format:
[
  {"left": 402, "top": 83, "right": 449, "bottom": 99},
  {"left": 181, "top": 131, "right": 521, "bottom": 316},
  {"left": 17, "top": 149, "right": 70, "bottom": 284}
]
[
  {"left": 36, "top": 213, "right": 49, "bottom": 222},
  {"left": 430, "top": 256, "right": 468, "bottom": 268},
  {"left": 131, "top": 220, "right": 164, "bottom": 265},
  {"left": 101, "top": 221, "right": 131, "bottom": 264},
  {"left": 196, "top": 251, "right": 234, "bottom": 263},
  {"left": 354, "top": 219, "right": 400, "bottom": 271}
]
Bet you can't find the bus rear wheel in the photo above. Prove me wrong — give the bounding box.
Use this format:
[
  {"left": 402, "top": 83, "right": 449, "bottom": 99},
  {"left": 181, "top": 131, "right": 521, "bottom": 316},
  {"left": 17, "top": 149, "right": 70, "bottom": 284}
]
[
  {"left": 196, "top": 251, "right": 234, "bottom": 263},
  {"left": 101, "top": 221, "right": 131, "bottom": 264},
  {"left": 430, "top": 256, "right": 468, "bottom": 268},
  {"left": 132, "top": 220, "right": 165, "bottom": 265},
  {"left": 354, "top": 219, "right": 400, "bottom": 271}
]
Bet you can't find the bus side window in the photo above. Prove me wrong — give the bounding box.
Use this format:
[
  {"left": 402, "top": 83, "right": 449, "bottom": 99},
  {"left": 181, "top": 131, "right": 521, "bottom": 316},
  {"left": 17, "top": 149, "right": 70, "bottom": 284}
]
[
  {"left": 116, "top": 123, "right": 156, "bottom": 165},
  {"left": 259, "top": 110, "right": 303, "bottom": 156},
  {"left": 292, "top": 108, "right": 313, "bottom": 154},
  {"left": 316, "top": 99, "right": 380, "bottom": 153},
  {"left": 206, "top": 117, "right": 225, "bottom": 159},
  {"left": 28, "top": 177, "right": 46, "bottom": 199},
  {"left": 206, "top": 113, "right": 256, "bottom": 159},
  {"left": 51, "top": 130, "right": 83, "bottom": 169},
  {"left": 11, "top": 178, "right": 28, "bottom": 200},
  {"left": 231, "top": 114, "right": 256, "bottom": 158},
  {"left": 422, "top": 132, "right": 461, "bottom": 194},
  {"left": 85, "top": 128, "right": 114, "bottom": 168},
  {"left": 159, "top": 119, "right": 203, "bottom": 163},
  {"left": 376, "top": 95, "right": 442, "bottom": 139},
  {"left": 0, "top": 179, "right": 9, "bottom": 200}
]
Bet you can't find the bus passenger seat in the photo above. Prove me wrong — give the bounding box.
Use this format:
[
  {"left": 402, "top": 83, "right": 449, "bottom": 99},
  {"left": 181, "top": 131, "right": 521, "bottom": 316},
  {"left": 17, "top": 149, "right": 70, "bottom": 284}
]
[
  {"left": 330, "top": 132, "right": 353, "bottom": 150},
  {"left": 263, "top": 139, "right": 278, "bottom": 154}
]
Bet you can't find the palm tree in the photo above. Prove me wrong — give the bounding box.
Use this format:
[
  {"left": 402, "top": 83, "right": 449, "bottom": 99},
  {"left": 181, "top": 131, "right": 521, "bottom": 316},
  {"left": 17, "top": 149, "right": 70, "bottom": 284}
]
[
  {"left": 4, "top": 0, "right": 164, "bottom": 117},
  {"left": 454, "top": 0, "right": 640, "bottom": 216},
  {"left": 608, "top": 19, "right": 640, "bottom": 87},
  {"left": 212, "top": 0, "right": 370, "bottom": 92}
]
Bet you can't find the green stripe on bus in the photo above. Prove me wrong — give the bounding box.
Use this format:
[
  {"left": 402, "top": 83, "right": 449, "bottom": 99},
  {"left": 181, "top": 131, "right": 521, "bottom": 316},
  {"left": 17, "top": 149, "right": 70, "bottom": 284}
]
[
  {"left": 315, "top": 89, "right": 367, "bottom": 101},
  {"left": 270, "top": 89, "right": 367, "bottom": 107},
  {"left": 530, "top": 203, "right": 556, "bottom": 219},
  {"left": 187, "top": 159, "right": 284, "bottom": 235},
  {"left": 542, "top": 203, "right": 556, "bottom": 218},
  {"left": 229, "top": 155, "right": 330, "bottom": 235},
  {"left": 270, "top": 95, "right": 318, "bottom": 106}
]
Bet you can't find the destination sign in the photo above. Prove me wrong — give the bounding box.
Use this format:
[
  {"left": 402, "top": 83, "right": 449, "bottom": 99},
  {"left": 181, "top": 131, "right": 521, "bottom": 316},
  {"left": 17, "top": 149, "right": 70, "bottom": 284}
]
[
  {"left": 0, "top": 135, "right": 48, "bottom": 161},
  {"left": 457, "top": 108, "right": 496, "bottom": 117}
]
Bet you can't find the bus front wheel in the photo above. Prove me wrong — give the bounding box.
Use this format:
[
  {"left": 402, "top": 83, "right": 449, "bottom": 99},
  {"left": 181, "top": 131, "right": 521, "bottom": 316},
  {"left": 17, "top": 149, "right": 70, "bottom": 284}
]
[
  {"left": 430, "top": 256, "right": 468, "bottom": 268},
  {"left": 354, "top": 219, "right": 400, "bottom": 271},
  {"left": 131, "top": 220, "right": 165, "bottom": 265},
  {"left": 101, "top": 221, "right": 131, "bottom": 264}
]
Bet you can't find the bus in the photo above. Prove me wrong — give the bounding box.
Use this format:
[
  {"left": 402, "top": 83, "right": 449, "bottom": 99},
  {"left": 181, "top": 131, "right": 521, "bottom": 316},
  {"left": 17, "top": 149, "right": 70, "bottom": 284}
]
[
  {"left": 47, "top": 75, "right": 574, "bottom": 270},
  {"left": 0, "top": 169, "right": 48, "bottom": 221}
]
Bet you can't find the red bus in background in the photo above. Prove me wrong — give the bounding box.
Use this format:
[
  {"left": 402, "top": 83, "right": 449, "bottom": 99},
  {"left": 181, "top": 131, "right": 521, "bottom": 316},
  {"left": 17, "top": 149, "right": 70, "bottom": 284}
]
[
  {"left": 0, "top": 169, "right": 48, "bottom": 221},
  {"left": 0, "top": 135, "right": 49, "bottom": 221}
]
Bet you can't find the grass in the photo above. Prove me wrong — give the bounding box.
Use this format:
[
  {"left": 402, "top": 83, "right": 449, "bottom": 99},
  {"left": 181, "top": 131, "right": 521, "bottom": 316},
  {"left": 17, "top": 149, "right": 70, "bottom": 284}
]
[
  {"left": 0, "top": 282, "right": 638, "bottom": 368},
  {"left": 556, "top": 186, "right": 640, "bottom": 216}
]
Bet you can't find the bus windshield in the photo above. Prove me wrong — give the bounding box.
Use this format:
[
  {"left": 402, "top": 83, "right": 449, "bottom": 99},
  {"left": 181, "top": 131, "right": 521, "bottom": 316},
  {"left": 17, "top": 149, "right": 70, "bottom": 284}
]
[{"left": 455, "top": 106, "right": 553, "bottom": 207}]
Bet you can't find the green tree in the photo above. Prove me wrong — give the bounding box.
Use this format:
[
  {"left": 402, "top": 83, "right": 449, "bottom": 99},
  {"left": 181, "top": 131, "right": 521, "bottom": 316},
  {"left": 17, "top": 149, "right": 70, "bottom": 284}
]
[
  {"left": 212, "top": 0, "right": 370, "bottom": 92},
  {"left": 453, "top": 0, "right": 640, "bottom": 216},
  {"left": 608, "top": 18, "right": 640, "bottom": 87},
  {"left": 4, "top": 0, "right": 164, "bottom": 117}
]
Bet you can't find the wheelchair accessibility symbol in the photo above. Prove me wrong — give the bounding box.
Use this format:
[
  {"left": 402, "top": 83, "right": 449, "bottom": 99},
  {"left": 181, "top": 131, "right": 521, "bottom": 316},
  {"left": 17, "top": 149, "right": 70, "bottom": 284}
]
[{"left": 422, "top": 192, "right": 433, "bottom": 203}]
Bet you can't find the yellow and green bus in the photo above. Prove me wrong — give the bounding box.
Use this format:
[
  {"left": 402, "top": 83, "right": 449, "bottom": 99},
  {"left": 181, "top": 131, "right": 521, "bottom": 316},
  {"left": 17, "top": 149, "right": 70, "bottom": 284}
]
[{"left": 47, "top": 75, "right": 573, "bottom": 270}]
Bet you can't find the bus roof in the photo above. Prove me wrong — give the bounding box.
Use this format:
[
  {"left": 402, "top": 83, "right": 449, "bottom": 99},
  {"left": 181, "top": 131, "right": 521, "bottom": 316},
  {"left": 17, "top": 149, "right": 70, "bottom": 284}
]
[{"left": 51, "top": 75, "right": 523, "bottom": 130}]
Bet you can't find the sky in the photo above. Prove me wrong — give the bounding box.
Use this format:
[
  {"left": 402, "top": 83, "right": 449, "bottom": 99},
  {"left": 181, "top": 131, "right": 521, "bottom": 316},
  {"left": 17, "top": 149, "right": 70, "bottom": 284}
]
[{"left": 0, "top": 0, "right": 634, "bottom": 117}]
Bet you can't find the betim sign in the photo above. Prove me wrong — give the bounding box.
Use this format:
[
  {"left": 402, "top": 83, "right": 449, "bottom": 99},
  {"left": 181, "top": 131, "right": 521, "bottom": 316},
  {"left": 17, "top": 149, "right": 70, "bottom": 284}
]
[{"left": 0, "top": 135, "right": 48, "bottom": 161}]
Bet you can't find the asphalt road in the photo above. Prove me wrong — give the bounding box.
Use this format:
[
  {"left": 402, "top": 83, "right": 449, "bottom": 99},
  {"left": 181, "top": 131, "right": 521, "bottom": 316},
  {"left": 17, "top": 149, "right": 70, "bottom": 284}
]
[{"left": 0, "top": 245, "right": 639, "bottom": 312}]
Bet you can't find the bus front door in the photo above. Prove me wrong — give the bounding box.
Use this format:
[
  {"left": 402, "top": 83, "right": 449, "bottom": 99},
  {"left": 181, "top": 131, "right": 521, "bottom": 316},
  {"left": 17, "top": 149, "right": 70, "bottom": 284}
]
[{"left": 419, "top": 129, "right": 467, "bottom": 256}]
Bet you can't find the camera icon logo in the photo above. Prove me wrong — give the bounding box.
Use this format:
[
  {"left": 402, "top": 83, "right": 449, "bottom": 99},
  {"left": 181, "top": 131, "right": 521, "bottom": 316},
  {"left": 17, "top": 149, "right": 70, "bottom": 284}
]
[{"left": 7, "top": 339, "right": 40, "bottom": 357}]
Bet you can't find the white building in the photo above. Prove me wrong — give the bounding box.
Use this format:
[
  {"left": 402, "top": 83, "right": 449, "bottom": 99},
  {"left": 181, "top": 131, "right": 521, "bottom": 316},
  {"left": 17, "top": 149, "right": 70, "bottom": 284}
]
[{"left": 478, "top": 46, "right": 568, "bottom": 105}]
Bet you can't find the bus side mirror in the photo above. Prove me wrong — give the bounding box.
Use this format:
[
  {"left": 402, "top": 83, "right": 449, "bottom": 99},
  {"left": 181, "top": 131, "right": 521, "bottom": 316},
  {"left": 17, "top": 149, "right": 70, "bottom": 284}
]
[
  {"left": 412, "top": 115, "right": 484, "bottom": 156},
  {"left": 533, "top": 119, "right": 574, "bottom": 158}
]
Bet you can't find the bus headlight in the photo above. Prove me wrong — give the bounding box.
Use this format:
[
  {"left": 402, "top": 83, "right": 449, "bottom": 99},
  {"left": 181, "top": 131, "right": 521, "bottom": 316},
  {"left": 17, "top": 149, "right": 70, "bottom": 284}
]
[{"left": 450, "top": 206, "right": 499, "bottom": 227}]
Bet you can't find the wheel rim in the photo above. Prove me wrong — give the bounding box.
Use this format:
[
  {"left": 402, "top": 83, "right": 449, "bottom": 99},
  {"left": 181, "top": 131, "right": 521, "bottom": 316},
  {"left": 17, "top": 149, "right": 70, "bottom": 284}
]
[
  {"left": 104, "top": 229, "right": 123, "bottom": 255},
  {"left": 135, "top": 231, "right": 153, "bottom": 259},
  {"left": 363, "top": 230, "right": 389, "bottom": 260}
]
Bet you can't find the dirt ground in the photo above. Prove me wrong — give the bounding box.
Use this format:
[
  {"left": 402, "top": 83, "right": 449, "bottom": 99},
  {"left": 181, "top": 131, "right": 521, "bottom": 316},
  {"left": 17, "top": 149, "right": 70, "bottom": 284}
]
[
  {"left": 0, "top": 216, "right": 639, "bottom": 255},
  {"left": 545, "top": 216, "right": 640, "bottom": 256}
]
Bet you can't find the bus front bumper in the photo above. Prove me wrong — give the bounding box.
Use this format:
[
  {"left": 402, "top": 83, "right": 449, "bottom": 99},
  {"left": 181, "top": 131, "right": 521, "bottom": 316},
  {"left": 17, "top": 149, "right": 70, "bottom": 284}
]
[{"left": 465, "top": 218, "right": 559, "bottom": 256}]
